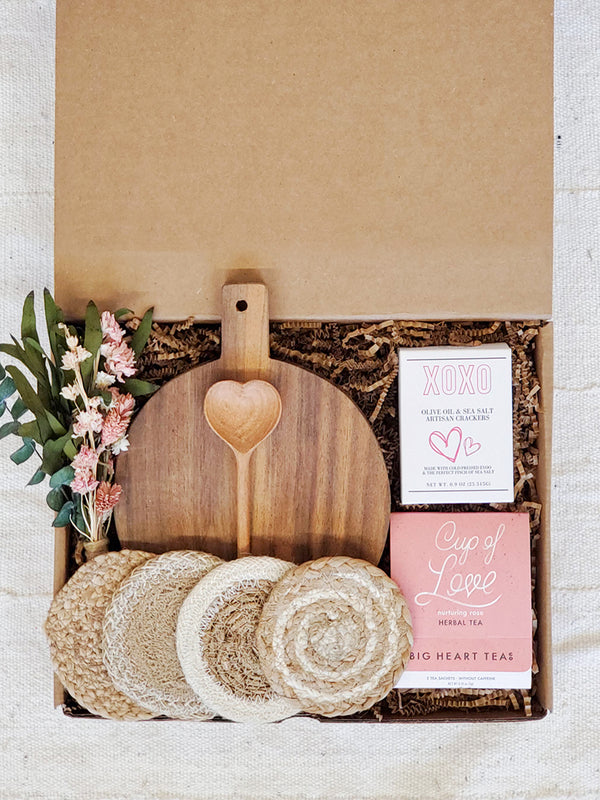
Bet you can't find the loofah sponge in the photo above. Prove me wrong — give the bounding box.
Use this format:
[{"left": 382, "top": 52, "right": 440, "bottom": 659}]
[
  {"left": 176, "top": 556, "right": 300, "bottom": 723},
  {"left": 103, "top": 550, "right": 223, "bottom": 720}
]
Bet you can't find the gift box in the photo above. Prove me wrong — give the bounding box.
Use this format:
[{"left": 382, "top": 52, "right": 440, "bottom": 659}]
[{"left": 52, "top": 0, "right": 553, "bottom": 720}]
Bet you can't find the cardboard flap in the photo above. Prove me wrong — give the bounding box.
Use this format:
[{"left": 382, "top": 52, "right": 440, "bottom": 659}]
[{"left": 55, "top": 1, "right": 553, "bottom": 321}]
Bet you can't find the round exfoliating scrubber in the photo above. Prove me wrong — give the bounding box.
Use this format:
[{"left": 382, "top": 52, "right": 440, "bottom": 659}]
[
  {"left": 256, "top": 556, "right": 413, "bottom": 717},
  {"left": 44, "top": 550, "right": 156, "bottom": 720},
  {"left": 176, "top": 556, "right": 301, "bottom": 723},
  {"left": 103, "top": 550, "right": 222, "bottom": 720}
]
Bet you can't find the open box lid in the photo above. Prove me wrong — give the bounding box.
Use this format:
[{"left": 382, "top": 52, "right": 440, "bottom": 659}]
[{"left": 55, "top": 1, "right": 553, "bottom": 322}]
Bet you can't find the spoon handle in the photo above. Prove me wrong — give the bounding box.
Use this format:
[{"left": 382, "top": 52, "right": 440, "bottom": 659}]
[{"left": 236, "top": 451, "right": 252, "bottom": 556}]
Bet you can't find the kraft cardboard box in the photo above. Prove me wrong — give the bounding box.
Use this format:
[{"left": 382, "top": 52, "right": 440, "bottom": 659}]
[{"left": 53, "top": 0, "right": 553, "bottom": 720}]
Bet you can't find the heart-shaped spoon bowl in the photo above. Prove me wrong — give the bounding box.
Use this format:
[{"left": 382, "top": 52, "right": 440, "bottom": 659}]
[{"left": 204, "top": 380, "right": 282, "bottom": 455}]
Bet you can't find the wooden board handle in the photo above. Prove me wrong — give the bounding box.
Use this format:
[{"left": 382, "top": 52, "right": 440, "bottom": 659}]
[{"left": 220, "top": 284, "right": 270, "bottom": 379}]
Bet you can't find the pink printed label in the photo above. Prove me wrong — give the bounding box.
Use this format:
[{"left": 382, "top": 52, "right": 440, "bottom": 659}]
[{"left": 390, "top": 512, "right": 532, "bottom": 689}]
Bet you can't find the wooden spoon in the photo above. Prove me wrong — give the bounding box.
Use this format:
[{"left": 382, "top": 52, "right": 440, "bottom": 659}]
[{"left": 204, "top": 379, "right": 282, "bottom": 555}]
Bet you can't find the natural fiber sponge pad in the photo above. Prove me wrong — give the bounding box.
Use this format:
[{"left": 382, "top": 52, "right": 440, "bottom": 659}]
[
  {"left": 176, "top": 556, "right": 301, "bottom": 723},
  {"left": 103, "top": 550, "right": 223, "bottom": 720},
  {"left": 256, "top": 556, "right": 413, "bottom": 717},
  {"left": 44, "top": 550, "right": 156, "bottom": 720}
]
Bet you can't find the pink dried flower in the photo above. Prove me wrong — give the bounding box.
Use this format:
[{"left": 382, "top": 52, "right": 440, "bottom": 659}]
[
  {"left": 112, "top": 391, "right": 135, "bottom": 417},
  {"left": 101, "top": 341, "right": 136, "bottom": 382},
  {"left": 107, "top": 386, "right": 121, "bottom": 403},
  {"left": 71, "top": 471, "right": 99, "bottom": 495},
  {"left": 73, "top": 408, "right": 104, "bottom": 437},
  {"left": 61, "top": 346, "right": 92, "bottom": 372},
  {"left": 101, "top": 311, "right": 124, "bottom": 344},
  {"left": 101, "top": 407, "right": 131, "bottom": 446},
  {"left": 101, "top": 391, "right": 134, "bottom": 447},
  {"left": 95, "top": 481, "right": 122, "bottom": 515},
  {"left": 71, "top": 445, "right": 99, "bottom": 472}
]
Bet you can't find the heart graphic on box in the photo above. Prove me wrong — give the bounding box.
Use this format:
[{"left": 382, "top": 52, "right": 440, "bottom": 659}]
[
  {"left": 428, "top": 427, "right": 462, "bottom": 463},
  {"left": 464, "top": 436, "right": 482, "bottom": 457}
]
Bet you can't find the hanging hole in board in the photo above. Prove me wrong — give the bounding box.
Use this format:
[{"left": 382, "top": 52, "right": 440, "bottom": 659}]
[{"left": 236, "top": 300, "right": 248, "bottom": 312}]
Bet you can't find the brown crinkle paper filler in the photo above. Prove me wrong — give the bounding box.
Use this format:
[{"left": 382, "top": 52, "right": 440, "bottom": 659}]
[{"left": 117, "top": 317, "right": 544, "bottom": 720}]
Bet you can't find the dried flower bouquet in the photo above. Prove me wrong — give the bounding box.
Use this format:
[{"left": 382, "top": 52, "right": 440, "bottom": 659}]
[{"left": 0, "top": 291, "right": 156, "bottom": 543}]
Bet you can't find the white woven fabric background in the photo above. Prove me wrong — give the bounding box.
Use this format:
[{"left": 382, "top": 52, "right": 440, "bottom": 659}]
[{"left": 1, "top": 1, "right": 598, "bottom": 798}]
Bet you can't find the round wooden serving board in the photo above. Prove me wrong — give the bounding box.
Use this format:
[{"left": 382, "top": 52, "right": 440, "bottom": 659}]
[{"left": 115, "top": 284, "right": 390, "bottom": 564}]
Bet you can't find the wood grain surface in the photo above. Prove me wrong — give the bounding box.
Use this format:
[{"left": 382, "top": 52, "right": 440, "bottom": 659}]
[
  {"left": 204, "top": 379, "right": 283, "bottom": 556},
  {"left": 115, "top": 285, "right": 390, "bottom": 564}
]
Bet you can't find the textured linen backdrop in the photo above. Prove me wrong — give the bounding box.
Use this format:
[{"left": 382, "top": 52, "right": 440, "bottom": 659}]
[{"left": 1, "top": 2, "right": 598, "bottom": 798}]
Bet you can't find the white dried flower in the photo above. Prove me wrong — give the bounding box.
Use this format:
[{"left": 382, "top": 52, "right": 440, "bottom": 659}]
[
  {"left": 58, "top": 322, "right": 79, "bottom": 350},
  {"left": 110, "top": 435, "right": 130, "bottom": 455},
  {"left": 60, "top": 383, "right": 80, "bottom": 402},
  {"left": 61, "top": 346, "right": 92, "bottom": 371},
  {"left": 95, "top": 370, "right": 116, "bottom": 390}
]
